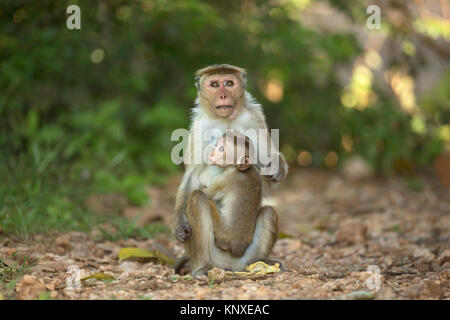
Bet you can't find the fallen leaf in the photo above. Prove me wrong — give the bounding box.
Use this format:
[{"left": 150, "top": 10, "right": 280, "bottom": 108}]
[
  {"left": 81, "top": 273, "right": 115, "bottom": 282},
  {"left": 246, "top": 261, "right": 281, "bottom": 273},
  {"left": 152, "top": 249, "right": 175, "bottom": 266},
  {"left": 118, "top": 247, "right": 155, "bottom": 261},
  {"left": 225, "top": 261, "right": 281, "bottom": 278},
  {"left": 278, "top": 232, "right": 294, "bottom": 239},
  {"left": 28, "top": 265, "right": 56, "bottom": 273},
  {"left": 118, "top": 247, "right": 175, "bottom": 266}
]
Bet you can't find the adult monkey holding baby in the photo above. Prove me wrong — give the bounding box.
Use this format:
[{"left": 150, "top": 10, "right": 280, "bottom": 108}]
[{"left": 174, "top": 64, "right": 288, "bottom": 275}]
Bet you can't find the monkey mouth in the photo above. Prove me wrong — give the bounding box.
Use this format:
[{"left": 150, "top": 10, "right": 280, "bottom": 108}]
[{"left": 216, "top": 105, "right": 233, "bottom": 110}]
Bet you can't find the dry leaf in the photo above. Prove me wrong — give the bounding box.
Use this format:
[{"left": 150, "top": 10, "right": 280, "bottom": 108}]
[
  {"left": 278, "top": 232, "right": 294, "bottom": 239},
  {"left": 16, "top": 275, "right": 46, "bottom": 300},
  {"left": 81, "top": 273, "right": 115, "bottom": 282},
  {"left": 224, "top": 261, "right": 281, "bottom": 278},
  {"left": 118, "top": 247, "right": 175, "bottom": 266},
  {"left": 118, "top": 247, "right": 155, "bottom": 262},
  {"left": 152, "top": 249, "right": 175, "bottom": 266}
]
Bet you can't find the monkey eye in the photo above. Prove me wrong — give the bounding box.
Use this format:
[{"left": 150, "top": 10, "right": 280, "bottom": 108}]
[
  {"left": 224, "top": 80, "right": 234, "bottom": 87},
  {"left": 210, "top": 81, "right": 219, "bottom": 88},
  {"left": 219, "top": 146, "right": 224, "bottom": 152}
]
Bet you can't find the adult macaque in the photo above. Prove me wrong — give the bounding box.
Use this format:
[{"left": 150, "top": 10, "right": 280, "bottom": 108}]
[{"left": 174, "top": 64, "right": 288, "bottom": 275}]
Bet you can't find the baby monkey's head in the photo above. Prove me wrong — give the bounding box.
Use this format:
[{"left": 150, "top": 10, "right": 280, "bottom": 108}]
[{"left": 208, "top": 131, "right": 254, "bottom": 171}]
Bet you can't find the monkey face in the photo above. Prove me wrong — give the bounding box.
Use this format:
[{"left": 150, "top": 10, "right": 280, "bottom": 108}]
[
  {"left": 208, "top": 135, "right": 250, "bottom": 170},
  {"left": 199, "top": 74, "right": 244, "bottom": 119},
  {"left": 208, "top": 138, "right": 227, "bottom": 167}
]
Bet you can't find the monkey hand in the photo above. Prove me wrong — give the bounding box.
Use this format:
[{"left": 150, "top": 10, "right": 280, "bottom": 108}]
[
  {"left": 269, "top": 153, "right": 288, "bottom": 182},
  {"left": 175, "top": 214, "right": 192, "bottom": 243}
]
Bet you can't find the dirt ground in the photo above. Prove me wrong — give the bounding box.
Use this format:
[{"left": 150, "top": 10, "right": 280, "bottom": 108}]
[{"left": 1, "top": 168, "right": 449, "bottom": 300}]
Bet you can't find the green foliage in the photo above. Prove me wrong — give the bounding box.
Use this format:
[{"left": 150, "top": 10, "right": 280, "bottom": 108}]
[
  {"left": 38, "top": 291, "right": 52, "bottom": 300},
  {"left": 0, "top": 0, "right": 447, "bottom": 236},
  {"left": 0, "top": 252, "right": 36, "bottom": 300},
  {"left": 0, "top": 164, "right": 97, "bottom": 236},
  {"left": 97, "top": 215, "right": 169, "bottom": 242}
]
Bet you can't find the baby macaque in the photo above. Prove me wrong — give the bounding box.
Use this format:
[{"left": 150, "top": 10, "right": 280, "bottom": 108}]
[{"left": 198, "top": 130, "right": 262, "bottom": 257}]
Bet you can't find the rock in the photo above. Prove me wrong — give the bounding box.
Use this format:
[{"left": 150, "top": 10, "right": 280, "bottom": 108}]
[
  {"left": 37, "top": 260, "right": 68, "bottom": 272},
  {"left": 405, "top": 285, "right": 421, "bottom": 299},
  {"left": 16, "top": 275, "right": 46, "bottom": 300},
  {"left": 338, "top": 290, "right": 376, "bottom": 300},
  {"left": 377, "top": 286, "right": 397, "bottom": 299},
  {"left": 119, "top": 261, "right": 140, "bottom": 273},
  {"left": 439, "top": 270, "right": 450, "bottom": 281},
  {"left": 335, "top": 221, "right": 367, "bottom": 244},
  {"left": 55, "top": 235, "right": 72, "bottom": 253},
  {"left": 97, "top": 241, "right": 119, "bottom": 254},
  {"left": 208, "top": 267, "right": 226, "bottom": 281},
  {"left": 342, "top": 156, "right": 374, "bottom": 181},
  {"left": 135, "top": 280, "right": 159, "bottom": 291},
  {"left": 422, "top": 280, "right": 444, "bottom": 299},
  {"left": 438, "top": 249, "right": 450, "bottom": 265},
  {"left": 45, "top": 284, "right": 58, "bottom": 299}
]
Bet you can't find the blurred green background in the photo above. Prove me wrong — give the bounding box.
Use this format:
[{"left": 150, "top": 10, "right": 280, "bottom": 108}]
[{"left": 0, "top": 0, "right": 449, "bottom": 236}]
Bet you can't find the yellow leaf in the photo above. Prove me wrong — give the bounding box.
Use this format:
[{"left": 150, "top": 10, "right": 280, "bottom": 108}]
[
  {"left": 118, "top": 247, "right": 156, "bottom": 262},
  {"left": 245, "top": 261, "right": 280, "bottom": 274},
  {"left": 224, "top": 261, "right": 281, "bottom": 277},
  {"left": 118, "top": 247, "right": 175, "bottom": 266},
  {"left": 152, "top": 249, "right": 175, "bottom": 267},
  {"left": 81, "top": 273, "right": 115, "bottom": 282},
  {"left": 0, "top": 292, "right": 4, "bottom": 300},
  {"left": 278, "top": 232, "right": 294, "bottom": 239}
]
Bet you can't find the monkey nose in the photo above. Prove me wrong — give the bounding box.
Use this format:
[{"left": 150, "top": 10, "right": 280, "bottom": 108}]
[{"left": 219, "top": 94, "right": 227, "bottom": 99}]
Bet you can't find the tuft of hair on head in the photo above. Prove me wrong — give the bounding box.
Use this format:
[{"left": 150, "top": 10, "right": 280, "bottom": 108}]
[{"left": 194, "top": 64, "right": 247, "bottom": 90}]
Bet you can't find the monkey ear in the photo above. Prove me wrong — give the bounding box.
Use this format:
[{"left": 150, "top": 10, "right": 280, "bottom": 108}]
[
  {"left": 241, "top": 72, "right": 247, "bottom": 88},
  {"left": 237, "top": 154, "right": 250, "bottom": 171},
  {"left": 194, "top": 76, "right": 201, "bottom": 90}
]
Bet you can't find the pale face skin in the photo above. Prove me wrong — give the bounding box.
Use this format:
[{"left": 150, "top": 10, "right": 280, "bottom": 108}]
[
  {"left": 199, "top": 73, "right": 244, "bottom": 119},
  {"left": 208, "top": 137, "right": 227, "bottom": 167},
  {"left": 208, "top": 136, "right": 250, "bottom": 170}
]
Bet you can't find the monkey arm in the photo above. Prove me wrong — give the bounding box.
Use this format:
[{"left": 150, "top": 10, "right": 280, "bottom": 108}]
[
  {"left": 174, "top": 165, "right": 204, "bottom": 243},
  {"left": 270, "top": 151, "right": 288, "bottom": 182},
  {"left": 208, "top": 200, "right": 233, "bottom": 252},
  {"left": 248, "top": 111, "right": 288, "bottom": 183},
  {"left": 174, "top": 173, "right": 192, "bottom": 243},
  {"left": 175, "top": 125, "right": 207, "bottom": 243},
  {"left": 261, "top": 131, "right": 288, "bottom": 182}
]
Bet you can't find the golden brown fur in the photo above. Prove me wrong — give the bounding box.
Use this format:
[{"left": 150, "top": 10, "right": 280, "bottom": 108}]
[{"left": 174, "top": 64, "right": 288, "bottom": 275}]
